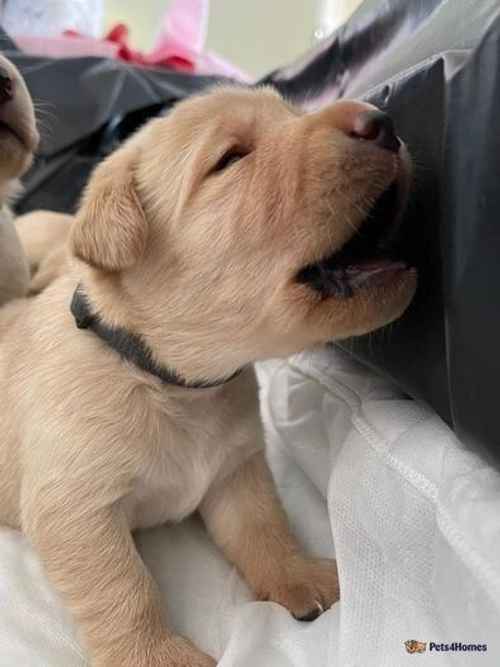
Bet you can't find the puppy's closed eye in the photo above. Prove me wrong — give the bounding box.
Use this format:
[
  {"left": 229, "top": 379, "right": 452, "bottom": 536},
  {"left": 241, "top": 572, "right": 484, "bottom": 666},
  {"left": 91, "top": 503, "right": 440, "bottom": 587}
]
[{"left": 211, "top": 147, "right": 249, "bottom": 174}]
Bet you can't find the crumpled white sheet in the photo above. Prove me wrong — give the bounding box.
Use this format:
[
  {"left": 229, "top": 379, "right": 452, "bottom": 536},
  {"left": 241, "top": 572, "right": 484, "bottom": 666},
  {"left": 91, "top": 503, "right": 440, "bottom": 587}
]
[{"left": 1, "top": 346, "right": 499, "bottom": 666}]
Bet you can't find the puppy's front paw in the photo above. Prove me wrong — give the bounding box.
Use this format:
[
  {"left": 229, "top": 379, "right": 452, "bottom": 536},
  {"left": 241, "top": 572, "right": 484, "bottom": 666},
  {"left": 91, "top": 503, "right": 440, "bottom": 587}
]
[{"left": 260, "top": 556, "right": 339, "bottom": 622}]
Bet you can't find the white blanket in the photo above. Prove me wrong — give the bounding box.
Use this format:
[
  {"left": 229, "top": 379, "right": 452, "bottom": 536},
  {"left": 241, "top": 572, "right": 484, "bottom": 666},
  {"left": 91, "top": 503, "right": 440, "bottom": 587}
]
[{"left": 1, "top": 347, "right": 499, "bottom": 666}]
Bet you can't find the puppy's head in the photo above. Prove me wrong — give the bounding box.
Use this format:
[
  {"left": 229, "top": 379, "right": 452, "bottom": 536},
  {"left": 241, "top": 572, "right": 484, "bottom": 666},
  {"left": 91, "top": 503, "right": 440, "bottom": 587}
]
[
  {"left": 0, "top": 54, "right": 38, "bottom": 193},
  {"left": 71, "top": 86, "right": 416, "bottom": 372}
]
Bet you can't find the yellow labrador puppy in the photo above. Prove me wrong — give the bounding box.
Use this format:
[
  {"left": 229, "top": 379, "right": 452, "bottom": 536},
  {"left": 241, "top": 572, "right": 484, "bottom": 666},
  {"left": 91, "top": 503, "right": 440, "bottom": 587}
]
[
  {"left": 0, "top": 53, "right": 39, "bottom": 306},
  {"left": 0, "top": 86, "right": 416, "bottom": 666}
]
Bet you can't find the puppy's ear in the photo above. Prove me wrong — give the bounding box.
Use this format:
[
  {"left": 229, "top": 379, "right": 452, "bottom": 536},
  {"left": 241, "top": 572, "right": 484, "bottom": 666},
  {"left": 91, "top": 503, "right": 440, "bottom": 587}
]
[{"left": 70, "top": 145, "right": 147, "bottom": 272}]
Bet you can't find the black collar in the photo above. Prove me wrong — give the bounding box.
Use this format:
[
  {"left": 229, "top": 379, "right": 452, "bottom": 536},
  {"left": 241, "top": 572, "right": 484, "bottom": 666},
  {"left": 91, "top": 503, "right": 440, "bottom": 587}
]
[{"left": 70, "top": 286, "right": 242, "bottom": 389}]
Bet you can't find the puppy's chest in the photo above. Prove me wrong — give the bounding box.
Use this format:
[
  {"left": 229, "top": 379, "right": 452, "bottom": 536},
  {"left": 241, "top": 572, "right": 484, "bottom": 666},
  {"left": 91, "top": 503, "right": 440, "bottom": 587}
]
[{"left": 127, "top": 407, "right": 259, "bottom": 530}]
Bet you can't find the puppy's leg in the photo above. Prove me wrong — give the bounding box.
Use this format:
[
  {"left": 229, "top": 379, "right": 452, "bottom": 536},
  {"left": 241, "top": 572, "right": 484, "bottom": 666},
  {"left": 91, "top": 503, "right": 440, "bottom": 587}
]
[
  {"left": 28, "top": 244, "right": 68, "bottom": 294},
  {"left": 24, "top": 502, "right": 215, "bottom": 667},
  {"left": 15, "top": 210, "right": 72, "bottom": 273},
  {"left": 201, "top": 451, "right": 339, "bottom": 620},
  {"left": 15, "top": 210, "right": 72, "bottom": 292}
]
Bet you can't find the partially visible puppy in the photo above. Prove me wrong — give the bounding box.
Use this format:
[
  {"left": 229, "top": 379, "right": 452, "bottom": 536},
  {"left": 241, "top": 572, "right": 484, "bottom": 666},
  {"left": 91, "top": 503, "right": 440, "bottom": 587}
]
[
  {"left": 0, "top": 54, "right": 39, "bottom": 306},
  {"left": 15, "top": 210, "right": 71, "bottom": 294}
]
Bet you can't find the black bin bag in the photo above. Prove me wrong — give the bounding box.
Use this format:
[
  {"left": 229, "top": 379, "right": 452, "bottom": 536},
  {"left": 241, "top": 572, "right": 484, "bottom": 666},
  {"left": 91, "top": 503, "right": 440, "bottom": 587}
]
[
  {"left": 3, "top": 0, "right": 500, "bottom": 465},
  {"left": 261, "top": 0, "right": 500, "bottom": 465}
]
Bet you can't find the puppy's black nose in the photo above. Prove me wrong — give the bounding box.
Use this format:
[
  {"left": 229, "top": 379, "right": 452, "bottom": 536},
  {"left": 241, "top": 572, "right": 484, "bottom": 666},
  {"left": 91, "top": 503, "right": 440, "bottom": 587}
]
[
  {"left": 352, "top": 110, "right": 400, "bottom": 153},
  {"left": 0, "top": 69, "right": 13, "bottom": 104}
]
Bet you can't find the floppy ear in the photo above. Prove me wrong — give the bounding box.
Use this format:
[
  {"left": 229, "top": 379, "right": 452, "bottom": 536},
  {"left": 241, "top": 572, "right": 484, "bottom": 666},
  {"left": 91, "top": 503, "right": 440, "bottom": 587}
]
[{"left": 70, "top": 145, "right": 147, "bottom": 272}]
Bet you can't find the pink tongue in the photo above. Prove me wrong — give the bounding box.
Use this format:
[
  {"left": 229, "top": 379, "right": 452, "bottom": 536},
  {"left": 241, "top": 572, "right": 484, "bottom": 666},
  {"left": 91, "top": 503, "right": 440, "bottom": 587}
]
[{"left": 339, "top": 260, "right": 408, "bottom": 289}]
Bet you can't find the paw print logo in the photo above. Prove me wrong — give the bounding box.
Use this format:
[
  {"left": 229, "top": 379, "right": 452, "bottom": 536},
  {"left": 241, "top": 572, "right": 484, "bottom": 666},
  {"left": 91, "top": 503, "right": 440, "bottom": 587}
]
[{"left": 404, "top": 640, "right": 427, "bottom": 654}]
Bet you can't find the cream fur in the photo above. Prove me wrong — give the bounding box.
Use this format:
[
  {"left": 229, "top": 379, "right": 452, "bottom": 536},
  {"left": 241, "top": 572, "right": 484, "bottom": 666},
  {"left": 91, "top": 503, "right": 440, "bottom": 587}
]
[
  {"left": 15, "top": 210, "right": 72, "bottom": 294},
  {"left": 0, "top": 53, "right": 39, "bottom": 307},
  {"left": 0, "top": 203, "right": 30, "bottom": 305}
]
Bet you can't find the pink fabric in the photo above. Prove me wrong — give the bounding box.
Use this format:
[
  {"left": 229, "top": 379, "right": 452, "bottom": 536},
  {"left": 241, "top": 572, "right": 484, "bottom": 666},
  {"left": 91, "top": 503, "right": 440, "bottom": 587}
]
[
  {"left": 12, "top": 0, "right": 251, "bottom": 80},
  {"left": 150, "top": 0, "right": 251, "bottom": 80},
  {"left": 154, "top": 0, "right": 209, "bottom": 58},
  {"left": 14, "top": 34, "right": 118, "bottom": 60},
  {"left": 104, "top": 24, "right": 195, "bottom": 72}
]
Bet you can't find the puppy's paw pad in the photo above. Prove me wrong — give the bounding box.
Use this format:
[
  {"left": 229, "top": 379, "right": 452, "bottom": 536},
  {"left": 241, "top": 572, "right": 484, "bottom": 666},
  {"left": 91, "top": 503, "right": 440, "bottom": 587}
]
[
  {"left": 261, "top": 557, "right": 339, "bottom": 622},
  {"left": 295, "top": 601, "right": 324, "bottom": 622}
]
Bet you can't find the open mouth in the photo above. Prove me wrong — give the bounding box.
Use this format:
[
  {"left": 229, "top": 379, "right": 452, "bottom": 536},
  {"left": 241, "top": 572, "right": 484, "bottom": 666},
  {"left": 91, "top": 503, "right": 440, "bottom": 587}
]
[{"left": 296, "top": 179, "right": 412, "bottom": 298}]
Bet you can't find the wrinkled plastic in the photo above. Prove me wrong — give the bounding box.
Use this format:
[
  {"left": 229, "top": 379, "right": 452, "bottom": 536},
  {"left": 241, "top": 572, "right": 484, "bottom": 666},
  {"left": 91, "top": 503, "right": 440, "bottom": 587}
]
[{"left": 263, "top": 0, "right": 500, "bottom": 465}]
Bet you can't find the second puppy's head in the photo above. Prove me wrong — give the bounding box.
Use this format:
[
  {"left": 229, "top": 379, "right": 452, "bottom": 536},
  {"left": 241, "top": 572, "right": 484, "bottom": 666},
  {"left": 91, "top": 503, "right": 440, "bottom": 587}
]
[
  {"left": 71, "top": 87, "right": 416, "bottom": 376},
  {"left": 0, "top": 53, "right": 38, "bottom": 195}
]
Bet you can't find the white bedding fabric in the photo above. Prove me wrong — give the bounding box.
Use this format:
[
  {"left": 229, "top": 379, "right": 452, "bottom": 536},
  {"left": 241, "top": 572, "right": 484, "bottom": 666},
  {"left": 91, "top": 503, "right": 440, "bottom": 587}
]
[{"left": 1, "top": 347, "right": 499, "bottom": 666}]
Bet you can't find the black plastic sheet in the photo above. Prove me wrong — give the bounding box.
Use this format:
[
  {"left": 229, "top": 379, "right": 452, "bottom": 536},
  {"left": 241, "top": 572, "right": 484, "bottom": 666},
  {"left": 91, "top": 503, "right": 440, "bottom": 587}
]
[{"left": 263, "top": 0, "right": 500, "bottom": 465}]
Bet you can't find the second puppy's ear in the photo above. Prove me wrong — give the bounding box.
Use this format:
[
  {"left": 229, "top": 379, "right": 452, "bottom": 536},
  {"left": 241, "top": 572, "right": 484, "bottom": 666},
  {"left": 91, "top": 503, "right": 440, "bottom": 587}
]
[{"left": 70, "top": 145, "right": 147, "bottom": 272}]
